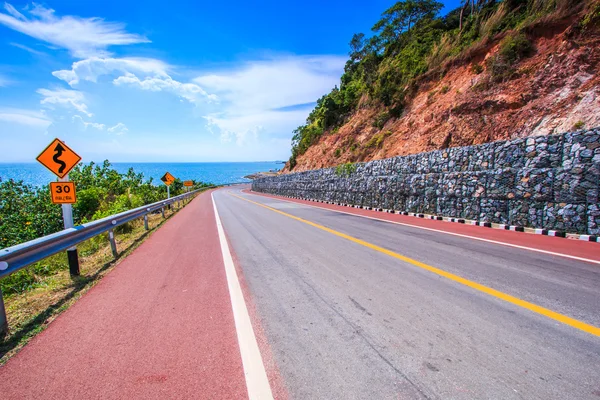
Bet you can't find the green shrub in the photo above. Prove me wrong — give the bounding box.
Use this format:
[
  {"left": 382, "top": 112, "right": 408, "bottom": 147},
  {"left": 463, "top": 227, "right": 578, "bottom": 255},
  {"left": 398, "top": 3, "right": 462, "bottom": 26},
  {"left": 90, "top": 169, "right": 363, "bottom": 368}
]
[
  {"left": 366, "top": 130, "right": 392, "bottom": 148},
  {"left": 334, "top": 148, "right": 342, "bottom": 157},
  {"left": 335, "top": 163, "right": 357, "bottom": 176},
  {"left": 426, "top": 90, "right": 437, "bottom": 105},
  {"left": 0, "top": 179, "right": 63, "bottom": 249},
  {"left": 74, "top": 187, "right": 106, "bottom": 222},
  {"left": 372, "top": 111, "right": 391, "bottom": 129},
  {"left": 471, "top": 63, "right": 484, "bottom": 74},
  {"left": 499, "top": 32, "right": 533, "bottom": 64},
  {"left": 572, "top": 120, "right": 585, "bottom": 130},
  {"left": 581, "top": 1, "right": 600, "bottom": 30},
  {"left": 487, "top": 32, "right": 533, "bottom": 82}
]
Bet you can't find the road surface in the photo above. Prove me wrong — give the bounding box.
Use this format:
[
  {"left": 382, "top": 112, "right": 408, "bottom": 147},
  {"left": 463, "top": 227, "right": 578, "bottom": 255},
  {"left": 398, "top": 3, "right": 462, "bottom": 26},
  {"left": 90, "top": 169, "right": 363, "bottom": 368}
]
[
  {"left": 213, "top": 187, "right": 600, "bottom": 400},
  {"left": 1, "top": 187, "right": 599, "bottom": 399}
]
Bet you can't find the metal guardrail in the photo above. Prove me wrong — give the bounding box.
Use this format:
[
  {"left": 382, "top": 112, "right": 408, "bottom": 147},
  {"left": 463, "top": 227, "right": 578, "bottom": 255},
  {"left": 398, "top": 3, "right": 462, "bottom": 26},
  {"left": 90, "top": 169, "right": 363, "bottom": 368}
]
[{"left": 0, "top": 183, "right": 240, "bottom": 333}]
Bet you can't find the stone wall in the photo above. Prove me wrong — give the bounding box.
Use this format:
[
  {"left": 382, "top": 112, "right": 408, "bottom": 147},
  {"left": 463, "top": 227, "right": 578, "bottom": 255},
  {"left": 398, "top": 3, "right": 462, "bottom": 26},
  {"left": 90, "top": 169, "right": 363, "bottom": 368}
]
[{"left": 253, "top": 128, "right": 600, "bottom": 235}]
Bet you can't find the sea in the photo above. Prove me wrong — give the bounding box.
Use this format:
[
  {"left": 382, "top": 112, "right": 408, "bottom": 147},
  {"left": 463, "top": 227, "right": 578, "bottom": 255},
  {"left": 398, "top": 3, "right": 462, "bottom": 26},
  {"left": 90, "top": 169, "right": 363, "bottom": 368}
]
[{"left": 0, "top": 162, "right": 283, "bottom": 187}]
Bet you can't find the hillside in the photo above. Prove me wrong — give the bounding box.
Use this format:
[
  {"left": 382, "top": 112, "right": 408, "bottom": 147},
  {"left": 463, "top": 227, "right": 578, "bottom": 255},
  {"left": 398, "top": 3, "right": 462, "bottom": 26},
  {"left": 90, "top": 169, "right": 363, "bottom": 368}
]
[{"left": 285, "top": 0, "right": 600, "bottom": 172}]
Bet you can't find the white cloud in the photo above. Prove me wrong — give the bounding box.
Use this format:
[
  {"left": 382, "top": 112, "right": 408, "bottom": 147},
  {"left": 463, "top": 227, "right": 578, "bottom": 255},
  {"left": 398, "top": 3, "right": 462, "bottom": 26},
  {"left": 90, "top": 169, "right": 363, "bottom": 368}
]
[
  {"left": 53, "top": 57, "right": 169, "bottom": 86},
  {"left": 52, "top": 56, "right": 215, "bottom": 105},
  {"left": 37, "top": 88, "right": 91, "bottom": 116},
  {"left": 205, "top": 109, "right": 310, "bottom": 142},
  {"left": 195, "top": 55, "right": 345, "bottom": 146},
  {"left": 4, "top": 2, "right": 25, "bottom": 20},
  {"left": 0, "top": 2, "right": 149, "bottom": 57},
  {"left": 107, "top": 122, "right": 128, "bottom": 135},
  {"left": 113, "top": 72, "right": 216, "bottom": 104},
  {"left": 0, "top": 107, "right": 52, "bottom": 128},
  {"left": 216, "top": 123, "right": 261, "bottom": 146},
  {"left": 72, "top": 114, "right": 104, "bottom": 130},
  {"left": 10, "top": 42, "right": 45, "bottom": 55},
  {"left": 194, "top": 55, "right": 345, "bottom": 112}
]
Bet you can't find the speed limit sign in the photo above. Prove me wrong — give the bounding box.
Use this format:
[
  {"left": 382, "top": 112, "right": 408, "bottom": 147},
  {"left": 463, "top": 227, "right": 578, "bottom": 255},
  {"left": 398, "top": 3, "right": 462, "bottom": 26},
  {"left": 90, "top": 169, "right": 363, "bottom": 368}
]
[{"left": 50, "top": 181, "right": 77, "bottom": 204}]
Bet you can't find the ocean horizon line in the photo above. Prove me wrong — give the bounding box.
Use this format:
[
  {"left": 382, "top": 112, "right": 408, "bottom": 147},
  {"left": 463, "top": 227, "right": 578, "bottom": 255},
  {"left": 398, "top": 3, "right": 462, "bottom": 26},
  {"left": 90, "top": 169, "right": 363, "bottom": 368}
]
[{"left": 0, "top": 161, "right": 285, "bottom": 165}]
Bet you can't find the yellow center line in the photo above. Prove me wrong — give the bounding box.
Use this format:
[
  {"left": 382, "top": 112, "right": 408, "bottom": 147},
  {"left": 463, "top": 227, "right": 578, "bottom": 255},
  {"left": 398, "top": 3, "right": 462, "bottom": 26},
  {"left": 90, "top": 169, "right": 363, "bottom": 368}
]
[{"left": 229, "top": 192, "right": 600, "bottom": 338}]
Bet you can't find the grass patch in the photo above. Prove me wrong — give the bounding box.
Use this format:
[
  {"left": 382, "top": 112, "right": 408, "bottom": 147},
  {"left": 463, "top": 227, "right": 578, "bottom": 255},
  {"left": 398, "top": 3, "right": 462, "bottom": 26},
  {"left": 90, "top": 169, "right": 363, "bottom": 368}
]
[
  {"left": 372, "top": 111, "right": 391, "bottom": 129},
  {"left": 486, "top": 32, "right": 534, "bottom": 82},
  {"left": 335, "top": 162, "right": 357, "bottom": 177},
  {"left": 426, "top": 90, "right": 437, "bottom": 105},
  {"left": 366, "top": 130, "right": 393, "bottom": 148},
  {"left": 581, "top": 1, "right": 600, "bottom": 31}
]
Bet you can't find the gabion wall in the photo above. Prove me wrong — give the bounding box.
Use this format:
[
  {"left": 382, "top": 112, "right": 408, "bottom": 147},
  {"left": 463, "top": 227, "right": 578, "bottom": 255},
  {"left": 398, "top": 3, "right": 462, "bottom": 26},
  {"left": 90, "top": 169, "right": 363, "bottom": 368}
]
[{"left": 253, "top": 129, "right": 600, "bottom": 235}]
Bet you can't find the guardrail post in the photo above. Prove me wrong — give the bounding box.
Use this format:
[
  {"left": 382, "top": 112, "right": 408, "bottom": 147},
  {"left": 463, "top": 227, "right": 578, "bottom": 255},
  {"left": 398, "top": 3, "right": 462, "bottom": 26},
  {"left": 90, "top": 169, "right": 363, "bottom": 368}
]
[
  {"left": 144, "top": 214, "right": 149, "bottom": 231},
  {"left": 67, "top": 248, "right": 80, "bottom": 277},
  {"left": 0, "top": 288, "right": 7, "bottom": 335},
  {"left": 108, "top": 230, "right": 118, "bottom": 259},
  {"left": 161, "top": 207, "right": 165, "bottom": 218}
]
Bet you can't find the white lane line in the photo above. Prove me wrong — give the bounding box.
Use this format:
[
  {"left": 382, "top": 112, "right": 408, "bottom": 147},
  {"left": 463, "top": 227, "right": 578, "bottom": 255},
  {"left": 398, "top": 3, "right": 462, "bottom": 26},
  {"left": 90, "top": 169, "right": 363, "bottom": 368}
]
[
  {"left": 212, "top": 192, "right": 274, "bottom": 400},
  {"left": 240, "top": 190, "right": 600, "bottom": 266}
]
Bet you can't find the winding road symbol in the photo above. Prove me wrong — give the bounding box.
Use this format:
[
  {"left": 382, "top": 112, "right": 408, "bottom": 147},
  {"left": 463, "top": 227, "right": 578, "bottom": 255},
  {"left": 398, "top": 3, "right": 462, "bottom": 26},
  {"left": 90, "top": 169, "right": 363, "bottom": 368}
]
[
  {"left": 53, "top": 143, "right": 67, "bottom": 174},
  {"left": 36, "top": 138, "right": 82, "bottom": 179}
]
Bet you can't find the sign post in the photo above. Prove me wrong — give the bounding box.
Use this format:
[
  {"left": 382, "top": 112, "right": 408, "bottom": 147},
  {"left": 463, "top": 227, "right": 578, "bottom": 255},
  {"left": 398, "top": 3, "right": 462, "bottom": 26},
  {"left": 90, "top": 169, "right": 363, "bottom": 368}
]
[
  {"left": 37, "top": 138, "right": 81, "bottom": 276},
  {"left": 60, "top": 174, "right": 80, "bottom": 276},
  {"left": 161, "top": 172, "right": 176, "bottom": 208}
]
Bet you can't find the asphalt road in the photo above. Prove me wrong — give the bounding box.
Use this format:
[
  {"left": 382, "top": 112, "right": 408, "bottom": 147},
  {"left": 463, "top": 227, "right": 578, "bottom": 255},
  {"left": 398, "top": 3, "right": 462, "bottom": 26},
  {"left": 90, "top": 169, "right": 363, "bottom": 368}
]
[{"left": 214, "top": 187, "right": 600, "bottom": 400}]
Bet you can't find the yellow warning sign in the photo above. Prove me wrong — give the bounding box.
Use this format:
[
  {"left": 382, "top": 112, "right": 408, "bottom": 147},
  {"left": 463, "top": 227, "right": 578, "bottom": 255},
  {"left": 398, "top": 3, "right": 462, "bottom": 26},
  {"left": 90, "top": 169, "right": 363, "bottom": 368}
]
[
  {"left": 183, "top": 180, "right": 194, "bottom": 187},
  {"left": 50, "top": 182, "right": 77, "bottom": 204},
  {"left": 36, "top": 139, "right": 81, "bottom": 179},
  {"left": 161, "top": 172, "right": 176, "bottom": 186}
]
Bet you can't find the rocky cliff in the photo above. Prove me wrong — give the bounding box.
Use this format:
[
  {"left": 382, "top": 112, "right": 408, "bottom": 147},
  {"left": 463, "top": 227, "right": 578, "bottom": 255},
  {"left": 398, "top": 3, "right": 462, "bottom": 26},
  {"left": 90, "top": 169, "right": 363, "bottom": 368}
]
[{"left": 287, "top": 13, "right": 600, "bottom": 172}]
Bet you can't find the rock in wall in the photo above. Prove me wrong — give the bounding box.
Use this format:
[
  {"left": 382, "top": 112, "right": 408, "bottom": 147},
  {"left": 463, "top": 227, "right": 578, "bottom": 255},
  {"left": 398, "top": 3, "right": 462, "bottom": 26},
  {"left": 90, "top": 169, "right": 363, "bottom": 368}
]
[{"left": 253, "top": 128, "right": 600, "bottom": 235}]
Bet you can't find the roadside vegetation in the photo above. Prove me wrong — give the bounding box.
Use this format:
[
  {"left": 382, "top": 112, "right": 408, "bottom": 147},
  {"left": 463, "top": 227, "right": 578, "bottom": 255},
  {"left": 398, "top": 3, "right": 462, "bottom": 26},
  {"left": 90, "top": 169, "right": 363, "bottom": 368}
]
[
  {"left": 335, "top": 162, "right": 358, "bottom": 177},
  {"left": 289, "top": 0, "right": 594, "bottom": 169},
  {"left": 0, "top": 160, "right": 213, "bottom": 295}
]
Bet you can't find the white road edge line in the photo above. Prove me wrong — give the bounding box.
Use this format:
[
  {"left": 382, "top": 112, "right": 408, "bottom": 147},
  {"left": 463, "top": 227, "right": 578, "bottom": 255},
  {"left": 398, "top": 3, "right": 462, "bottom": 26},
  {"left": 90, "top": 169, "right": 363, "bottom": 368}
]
[
  {"left": 212, "top": 193, "right": 274, "bottom": 400},
  {"left": 241, "top": 190, "right": 600, "bottom": 266}
]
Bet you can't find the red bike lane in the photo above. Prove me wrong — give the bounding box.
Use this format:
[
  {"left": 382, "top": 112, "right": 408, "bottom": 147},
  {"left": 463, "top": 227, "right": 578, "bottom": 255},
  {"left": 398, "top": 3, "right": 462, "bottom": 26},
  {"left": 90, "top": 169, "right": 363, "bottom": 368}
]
[{"left": 0, "top": 190, "right": 249, "bottom": 399}]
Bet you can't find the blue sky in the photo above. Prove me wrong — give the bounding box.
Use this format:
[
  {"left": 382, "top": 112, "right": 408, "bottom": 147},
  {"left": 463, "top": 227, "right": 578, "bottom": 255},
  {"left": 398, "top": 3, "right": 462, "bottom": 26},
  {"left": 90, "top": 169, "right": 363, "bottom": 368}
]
[{"left": 0, "top": 0, "right": 461, "bottom": 162}]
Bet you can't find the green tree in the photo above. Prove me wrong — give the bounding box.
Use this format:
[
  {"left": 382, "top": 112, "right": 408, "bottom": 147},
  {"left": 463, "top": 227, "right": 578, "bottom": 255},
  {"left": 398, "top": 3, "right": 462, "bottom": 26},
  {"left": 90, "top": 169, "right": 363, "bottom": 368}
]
[
  {"left": 372, "top": 0, "right": 443, "bottom": 46},
  {"left": 349, "top": 33, "right": 367, "bottom": 61}
]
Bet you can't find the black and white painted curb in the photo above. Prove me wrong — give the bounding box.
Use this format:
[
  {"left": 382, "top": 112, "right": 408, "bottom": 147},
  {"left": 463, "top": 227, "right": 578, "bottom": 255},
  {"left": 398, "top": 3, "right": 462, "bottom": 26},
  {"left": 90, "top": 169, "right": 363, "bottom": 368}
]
[{"left": 276, "top": 195, "right": 599, "bottom": 243}]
